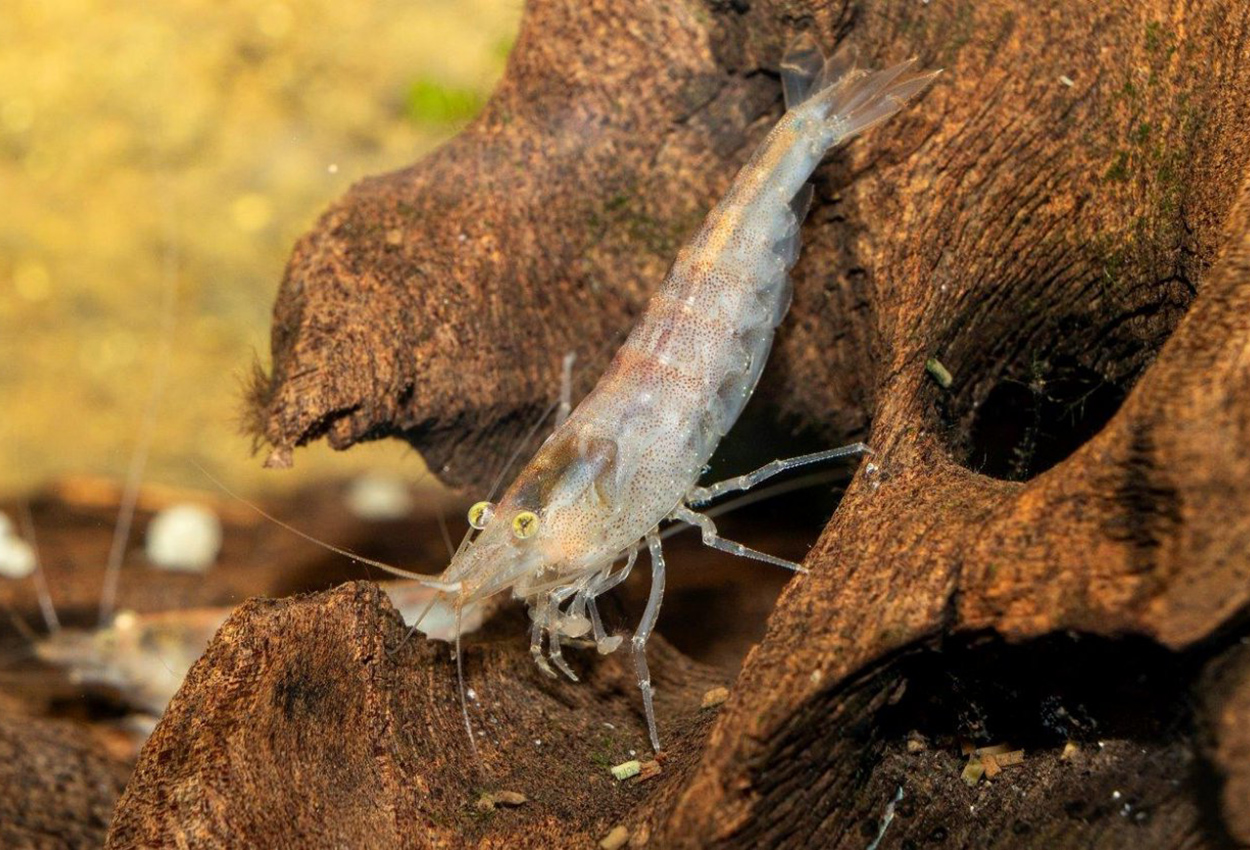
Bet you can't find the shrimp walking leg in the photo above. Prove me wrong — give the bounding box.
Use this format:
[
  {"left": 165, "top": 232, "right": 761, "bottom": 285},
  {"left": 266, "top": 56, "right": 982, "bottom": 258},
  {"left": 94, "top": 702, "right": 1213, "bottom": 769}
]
[
  {"left": 633, "top": 533, "right": 666, "bottom": 751},
  {"left": 555, "top": 352, "right": 577, "bottom": 428},
  {"left": 586, "top": 597, "right": 622, "bottom": 654},
  {"left": 530, "top": 609, "right": 557, "bottom": 678},
  {"left": 670, "top": 505, "right": 805, "bottom": 572},
  {"left": 547, "top": 621, "right": 578, "bottom": 681},
  {"left": 584, "top": 546, "right": 636, "bottom": 654},
  {"left": 546, "top": 585, "right": 581, "bottom": 680},
  {"left": 686, "top": 443, "right": 871, "bottom": 506}
]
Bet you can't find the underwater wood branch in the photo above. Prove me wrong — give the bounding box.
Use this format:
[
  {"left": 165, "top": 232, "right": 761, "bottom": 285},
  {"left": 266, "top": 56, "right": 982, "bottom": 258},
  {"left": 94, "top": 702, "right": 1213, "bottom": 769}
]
[{"left": 207, "top": 0, "right": 1250, "bottom": 846}]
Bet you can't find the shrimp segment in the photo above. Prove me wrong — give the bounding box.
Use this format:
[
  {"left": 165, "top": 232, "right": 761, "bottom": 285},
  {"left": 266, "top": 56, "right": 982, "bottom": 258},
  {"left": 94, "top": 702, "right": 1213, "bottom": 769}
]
[{"left": 430, "top": 38, "right": 939, "bottom": 751}]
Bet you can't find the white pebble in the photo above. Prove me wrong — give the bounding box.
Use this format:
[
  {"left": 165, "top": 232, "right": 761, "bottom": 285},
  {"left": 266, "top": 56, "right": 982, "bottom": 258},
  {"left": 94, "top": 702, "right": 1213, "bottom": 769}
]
[
  {"left": 344, "top": 474, "right": 415, "bottom": 521},
  {"left": 145, "top": 503, "right": 223, "bottom": 572},
  {"left": 0, "top": 535, "right": 36, "bottom": 579}
]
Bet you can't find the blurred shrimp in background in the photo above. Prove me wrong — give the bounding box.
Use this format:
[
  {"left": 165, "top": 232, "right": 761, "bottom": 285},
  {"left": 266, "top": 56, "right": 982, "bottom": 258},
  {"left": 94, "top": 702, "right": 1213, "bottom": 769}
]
[{"left": 0, "top": 0, "right": 522, "bottom": 771}]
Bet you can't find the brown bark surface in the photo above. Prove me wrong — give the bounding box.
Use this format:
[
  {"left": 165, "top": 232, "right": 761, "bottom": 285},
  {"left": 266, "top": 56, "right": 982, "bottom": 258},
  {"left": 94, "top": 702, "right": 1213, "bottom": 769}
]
[
  {"left": 114, "top": 0, "right": 1250, "bottom": 846},
  {"left": 0, "top": 716, "right": 130, "bottom": 849}
]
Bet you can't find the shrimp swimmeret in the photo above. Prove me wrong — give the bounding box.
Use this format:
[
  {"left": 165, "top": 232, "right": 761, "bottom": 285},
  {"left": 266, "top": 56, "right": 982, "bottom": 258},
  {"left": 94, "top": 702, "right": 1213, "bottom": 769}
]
[{"left": 420, "top": 37, "right": 939, "bottom": 751}]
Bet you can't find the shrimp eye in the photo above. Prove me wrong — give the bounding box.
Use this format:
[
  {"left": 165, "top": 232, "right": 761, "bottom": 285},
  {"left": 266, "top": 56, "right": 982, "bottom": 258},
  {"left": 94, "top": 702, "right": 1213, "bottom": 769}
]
[
  {"left": 511, "top": 510, "right": 539, "bottom": 539},
  {"left": 467, "top": 501, "right": 494, "bottom": 530}
]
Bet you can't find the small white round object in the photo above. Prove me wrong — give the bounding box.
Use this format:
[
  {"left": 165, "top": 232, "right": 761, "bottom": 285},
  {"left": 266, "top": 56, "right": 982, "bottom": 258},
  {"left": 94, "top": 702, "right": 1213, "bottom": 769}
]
[
  {"left": 145, "top": 503, "right": 223, "bottom": 572},
  {"left": 0, "top": 535, "right": 36, "bottom": 579},
  {"left": 344, "top": 473, "right": 415, "bottom": 521}
]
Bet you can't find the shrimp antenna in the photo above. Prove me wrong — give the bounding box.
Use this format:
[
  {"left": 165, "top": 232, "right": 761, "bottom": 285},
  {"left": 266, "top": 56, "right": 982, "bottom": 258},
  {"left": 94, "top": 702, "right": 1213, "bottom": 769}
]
[
  {"left": 190, "top": 461, "right": 445, "bottom": 584},
  {"left": 19, "top": 504, "right": 59, "bottom": 634},
  {"left": 480, "top": 346, "right": 608, "bottom": 503},
  {"left": 483, "top": 395, "right": 563, "bottom": 504},
  {"left": 434, "top": 504, "right": 455, "bottom": 560},
  {"left": 1, "top": 600, "right": 39, "bottom": 646},
  {"left": 455, "top": 603, "right": 480, "bottom": 759},
  {"left": 389, "top": 591, "right": 444, "bottom": 656}
]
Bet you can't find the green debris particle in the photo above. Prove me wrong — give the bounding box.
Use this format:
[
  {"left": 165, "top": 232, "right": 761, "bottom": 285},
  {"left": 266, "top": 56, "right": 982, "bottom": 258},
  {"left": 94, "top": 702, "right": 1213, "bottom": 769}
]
[
  {"left": 925, "top": 357, "right": 954, "bottom": 389},
  {"left": 610, "top": 760, "right": 641, "bottom": 781},
  {"left": 404, "top": 78, "right": 484, "bottom": 126}
]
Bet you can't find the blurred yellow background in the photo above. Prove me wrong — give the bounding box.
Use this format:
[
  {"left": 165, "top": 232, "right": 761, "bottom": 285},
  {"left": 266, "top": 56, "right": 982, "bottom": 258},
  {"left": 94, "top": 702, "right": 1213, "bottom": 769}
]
[{"left": 0, "top": 0, "right": 522, "bottom": 499}]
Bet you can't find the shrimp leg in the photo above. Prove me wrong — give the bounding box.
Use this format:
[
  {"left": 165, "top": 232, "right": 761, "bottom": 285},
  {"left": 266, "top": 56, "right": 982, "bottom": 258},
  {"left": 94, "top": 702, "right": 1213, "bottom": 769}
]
[
  {"left": 547, "top": 622, "right": 578, "bottom": 681},
  {"left": 583, "top": 546, "right": 637, "bottom": 653},
  {"left": 633, "top": 533, "right": 666, "bottom": 752},
  {"left": 546, "top": 585, "right": 581, "bottom": 681},
  {"left": 670, "top": 505, "right": 805, "bottom": 572},
  {"left": 555, "top": 352, "right": 577, "bottom": 428},
  {"left": 530, "top": 603, "right": 557, "bottom": 679},
  {"left": 686, "top": 443, "right": 871, "bottom": 506}
]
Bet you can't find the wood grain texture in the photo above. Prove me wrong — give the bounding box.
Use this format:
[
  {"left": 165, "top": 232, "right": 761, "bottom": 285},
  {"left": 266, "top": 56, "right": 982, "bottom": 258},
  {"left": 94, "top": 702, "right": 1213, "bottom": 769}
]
[{"left": 135, "top": 0, "right": 1250, "bottom": 845}]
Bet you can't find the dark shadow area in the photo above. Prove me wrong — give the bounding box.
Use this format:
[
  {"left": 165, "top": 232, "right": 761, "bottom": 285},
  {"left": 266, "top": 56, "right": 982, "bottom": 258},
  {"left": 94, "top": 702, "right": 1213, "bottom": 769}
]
[
  {"left": 877, "top": 632, "right": 1192, "bottom": 749},
  {"left": 963, "top": 356, "right": 1130, "bottom": 481}
]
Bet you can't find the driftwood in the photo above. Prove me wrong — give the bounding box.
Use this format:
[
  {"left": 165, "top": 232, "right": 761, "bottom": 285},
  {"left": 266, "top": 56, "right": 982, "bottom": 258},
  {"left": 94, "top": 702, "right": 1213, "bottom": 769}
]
[
  {"left": 0, "top": 716, "right": 130, "bottom": 849},
  {"left": 112, "top": 0, "right": 1250, "bottom": 846}
]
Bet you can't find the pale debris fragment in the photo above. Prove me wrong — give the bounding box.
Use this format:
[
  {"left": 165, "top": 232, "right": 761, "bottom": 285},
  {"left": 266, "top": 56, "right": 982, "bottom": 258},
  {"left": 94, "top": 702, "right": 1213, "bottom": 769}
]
[
  {"left": 145, "top": 503, "right": 223, "bottom": 572},
  {"left": 701, "top": 686, "right": 729, "bottom": 709},
  {"left": 600, "top": 825, "right": 630, "bottom": 850},
  {"left": 611, "top": 760, "right": 642, "bottom": 781},
  {"left": 962, "top": 744, "right": 1025, "bottom": 783},
  {"left": 1059, "top": 74, "right": 1075, "bottom": 87},
  {"left": 475, "top": 790, "right": 528, "bottom": 811},
  {"left": 993, "top": 749, "right": 1024, "bottom": 767},
  {"left": 1061, "top": 740, "right": 1080, "bottom": 761},
  {"left": 905, "top": 731, "right": 928, "bottom": 753}
]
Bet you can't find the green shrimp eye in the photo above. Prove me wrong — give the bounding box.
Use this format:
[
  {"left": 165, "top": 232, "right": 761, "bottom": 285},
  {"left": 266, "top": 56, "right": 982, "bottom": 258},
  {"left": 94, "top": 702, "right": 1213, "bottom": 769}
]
[
  {"left": 467, "top": 501, "right": 494, "bottom": 530},
  {"left": 511, "top": 510, "right": 539, "bottom": 539}
]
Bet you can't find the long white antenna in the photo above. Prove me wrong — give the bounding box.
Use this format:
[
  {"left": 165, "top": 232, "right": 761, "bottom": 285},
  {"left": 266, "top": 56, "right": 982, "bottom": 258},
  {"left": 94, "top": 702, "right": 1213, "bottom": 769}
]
[{"left": 19, "top": 504, "right": 59, "bottom": 633}]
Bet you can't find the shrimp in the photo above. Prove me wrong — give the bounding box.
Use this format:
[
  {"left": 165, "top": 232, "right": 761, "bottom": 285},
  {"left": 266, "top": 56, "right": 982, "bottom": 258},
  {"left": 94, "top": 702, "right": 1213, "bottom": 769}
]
[{"left": 419, "top": 36, "right": 940, "bottom": 752}]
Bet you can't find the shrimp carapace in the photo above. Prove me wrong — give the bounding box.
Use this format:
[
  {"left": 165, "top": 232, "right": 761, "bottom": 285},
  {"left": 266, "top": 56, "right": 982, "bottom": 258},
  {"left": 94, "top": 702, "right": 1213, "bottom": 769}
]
[{"left": 427, "top": 36, "right": 940, "bottom": 752}]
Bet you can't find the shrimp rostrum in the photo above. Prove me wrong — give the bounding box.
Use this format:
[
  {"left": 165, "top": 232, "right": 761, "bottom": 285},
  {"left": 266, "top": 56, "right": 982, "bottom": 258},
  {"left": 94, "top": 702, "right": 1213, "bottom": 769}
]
[{"left": 421, "top": 37, "right": 938, "bottom": 751}]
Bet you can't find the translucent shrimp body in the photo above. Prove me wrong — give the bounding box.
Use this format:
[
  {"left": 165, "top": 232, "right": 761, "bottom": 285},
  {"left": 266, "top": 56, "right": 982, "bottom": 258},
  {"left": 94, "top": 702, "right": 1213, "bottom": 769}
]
[{"left": 433, "top": 37, "right": 938, "bottom": 750}]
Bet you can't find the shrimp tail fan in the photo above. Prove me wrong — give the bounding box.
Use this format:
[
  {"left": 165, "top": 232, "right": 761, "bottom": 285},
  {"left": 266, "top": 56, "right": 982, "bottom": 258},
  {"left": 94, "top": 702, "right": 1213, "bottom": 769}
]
[{"left": 781, "top": 33, "right": 941, "bottom": 146}]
